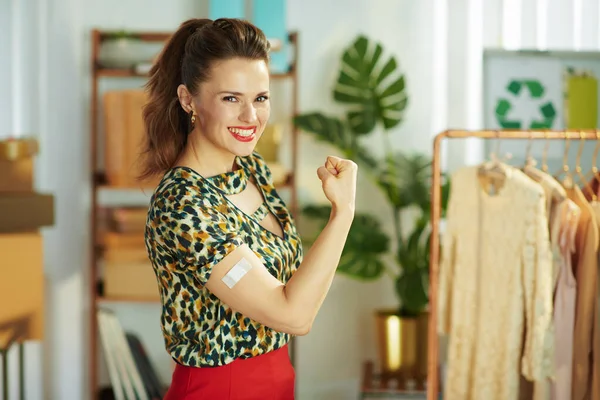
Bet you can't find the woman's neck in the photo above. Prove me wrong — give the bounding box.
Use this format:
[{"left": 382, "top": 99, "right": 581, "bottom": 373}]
[{"left": 178, "top": 134, "right": 237, "bottom": 178}]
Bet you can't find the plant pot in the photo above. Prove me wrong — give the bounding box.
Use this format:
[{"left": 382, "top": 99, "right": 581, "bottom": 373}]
[{"left": 375, "top": 309, "right": 428, "bottom": 384}]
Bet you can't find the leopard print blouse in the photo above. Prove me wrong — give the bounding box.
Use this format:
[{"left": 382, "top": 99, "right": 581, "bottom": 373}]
[{"left": 144, "top": 152, "right": 303, "bottom": 367}]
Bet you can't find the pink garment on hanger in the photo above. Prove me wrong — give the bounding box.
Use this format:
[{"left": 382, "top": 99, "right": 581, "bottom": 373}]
[{"left": 552, "top": 200, "right": 579, "bottom": 400}]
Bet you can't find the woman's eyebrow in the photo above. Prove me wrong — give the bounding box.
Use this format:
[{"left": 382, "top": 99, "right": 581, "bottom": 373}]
[{"left": 217, "top": 90, "right": 270, "bottom": 96}]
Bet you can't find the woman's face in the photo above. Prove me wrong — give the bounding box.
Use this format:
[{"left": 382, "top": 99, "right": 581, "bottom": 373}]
[{"left": 192, "top": 57, "right": 271, "bottom": 157}]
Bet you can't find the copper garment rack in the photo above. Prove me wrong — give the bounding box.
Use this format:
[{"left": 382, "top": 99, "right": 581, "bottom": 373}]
[{"left": 427, "top": 129, "right": 600, "bottom": 400}]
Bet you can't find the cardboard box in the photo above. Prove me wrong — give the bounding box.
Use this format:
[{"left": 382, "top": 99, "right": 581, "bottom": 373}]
[
  {"left": 0, "top": 137, "right": 38, "bottom": 193},
  {"left": 0, "top": 232, "right": 44, "bottom": 348},
  {"left": 104, "top": 231, "right": 145, "bottom": 248},
  {"left": 104, "top": 261, "right": 160, "bottom": 300},
  {"left": 0, "top": 138, "right": 38, "bottom": 161},
  {"left": 0, "top": 158, "right": 34, "bottom": 192},
  {"left": 102, "top": 231, "right": 157, "bottom": 299},
  {"left": 103, "top": 90, "right": 161, "bottom": 188},
  {"left": 104, "top": 248, "right": 149, "bottom": 264},
  {"left": 0, "top": 193, "right": 54, "bottom": 233}
]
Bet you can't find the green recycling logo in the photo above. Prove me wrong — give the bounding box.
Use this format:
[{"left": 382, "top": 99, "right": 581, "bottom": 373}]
[{"left": 495, "top": 80, "right": 557, "bottom": 129}]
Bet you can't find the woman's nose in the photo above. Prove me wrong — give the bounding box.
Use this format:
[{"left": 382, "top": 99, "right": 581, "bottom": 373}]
[{"left": 239, "top": 104, "right": 257, "bottom": 123}]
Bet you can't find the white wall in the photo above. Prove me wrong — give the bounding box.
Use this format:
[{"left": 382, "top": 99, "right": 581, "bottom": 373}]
[
  {"left": 288, "top": 1, "right": 441, "bottom": 398},
  {"left": 4, "top": 0, "right": 600, "bottom": 399}
]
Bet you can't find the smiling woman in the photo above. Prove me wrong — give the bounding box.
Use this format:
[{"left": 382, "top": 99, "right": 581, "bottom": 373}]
[
  {"left": 138, "top": 18, "right": 272, "bottom": 179},
  {"left": 176, "top": 56, "right": 271, "bottom": 155},
  {"left": 140, "top": 17, "right": 358, "bottom": 400}
]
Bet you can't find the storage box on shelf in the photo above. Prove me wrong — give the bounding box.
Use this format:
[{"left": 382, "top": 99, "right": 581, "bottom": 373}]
[
  {"left": 0, "top": 231, "right": 46, "bottom": 400},
  {"left": 89, "top": 29, "right": 300, "bottom": 399},
  {"left": 101, "top": 89, "right": 162, "bottom": 189},
  {"left": 0, "top": 138, "right": 54, "bottom": 233},
  {"left": 0, "top": 137, "right": 54, "bottom": 398},
  {"left": 0, "top": 233, "right": 45, "bottom": 348},
  {"left": 100, "top": 217, "right": 159, "bottom": 302},
  {"left": 0, "top": 138, "right": 37, "bottom": 193}
]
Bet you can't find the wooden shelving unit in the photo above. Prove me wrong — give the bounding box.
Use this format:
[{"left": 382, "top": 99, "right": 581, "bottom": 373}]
[{"left": 89, "top": 29, "right": 300, "bottom": 399}]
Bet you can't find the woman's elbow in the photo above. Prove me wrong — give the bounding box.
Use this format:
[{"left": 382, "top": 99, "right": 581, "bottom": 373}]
[
  {"left": 289, "top": 317, "right": 313, "bottom": 336},
  {"left": 291, "top": 322, "right": 312, "bottom": 336},
  {"left": 276, "top": 315, "right": 312, "bottom": 336}
]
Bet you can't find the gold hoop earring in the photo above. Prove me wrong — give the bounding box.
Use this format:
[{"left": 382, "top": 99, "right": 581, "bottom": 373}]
[{"left": 190, "top": 112, "right": 196, "bottom": 125}]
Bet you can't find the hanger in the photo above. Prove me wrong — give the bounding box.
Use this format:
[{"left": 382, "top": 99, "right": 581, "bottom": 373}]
[
  {"left": 478, "top": 130, "right": 507, "bottom": 194},
  {"left": 574, "top": 131, "right": 596, "bottom": 200},
  {"left": 523, "top": 131, "right": 547, "bottom": 182},
  {"left": 542, "top": 131, "right": 551, "bottom": 173},
  {"left": 524, "top": 130, "right": 567, "bottom": 206},
  {"left": 523, "top": 131, "right": 535, "bottom": 168},
  {"left": 581, "top": 131, "right": 600, "bottom": 201},
  {"left": 555, "top": 131, "right": 574, "bottom": 187},
  {"left": 479, "top": 131, "right": 507, "bottom": 176}
]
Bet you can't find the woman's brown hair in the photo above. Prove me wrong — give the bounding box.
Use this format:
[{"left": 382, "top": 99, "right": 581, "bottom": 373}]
[{"left": 138, "top": 18, "right": 271, "bottom": 182}]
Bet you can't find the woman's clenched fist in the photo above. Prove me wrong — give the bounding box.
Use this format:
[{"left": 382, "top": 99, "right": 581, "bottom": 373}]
[{"left": 317, "top": 156, "right": 357, "bottom": 214}]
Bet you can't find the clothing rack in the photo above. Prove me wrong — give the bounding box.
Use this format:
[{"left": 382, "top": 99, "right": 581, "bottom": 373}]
[{"left": 427, "top": 129, "right": 600, "bottom": 400}]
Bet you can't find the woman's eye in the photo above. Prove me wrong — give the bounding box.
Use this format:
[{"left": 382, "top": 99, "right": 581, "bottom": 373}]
[
  {"left": 223, "top": 96, "right": 238, "bottom": 102},
  {"left": 256, "top": 96, "right": 269, "bottom": 102}
]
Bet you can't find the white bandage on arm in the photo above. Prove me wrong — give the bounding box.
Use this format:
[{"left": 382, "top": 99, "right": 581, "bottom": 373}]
[{"left": 221, "top": 257, "right": 253, "bottom": 288}]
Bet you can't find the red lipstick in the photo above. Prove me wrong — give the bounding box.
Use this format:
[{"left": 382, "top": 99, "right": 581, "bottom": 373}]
[{"left": 228, "top": 126, "right": 256, "bottom": 143}]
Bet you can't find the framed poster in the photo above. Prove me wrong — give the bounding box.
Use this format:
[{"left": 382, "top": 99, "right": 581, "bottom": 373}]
[
  {"left": 484, "top": 56, "right": 563, "bottom": 131},
  {"left": 483, "top": 50, "right": 600, "bottom": 161}
]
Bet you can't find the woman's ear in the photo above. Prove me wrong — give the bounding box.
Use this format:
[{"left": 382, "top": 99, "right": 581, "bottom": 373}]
[{"left": 177, "top": 84, "right": 194, "bottom": 113}]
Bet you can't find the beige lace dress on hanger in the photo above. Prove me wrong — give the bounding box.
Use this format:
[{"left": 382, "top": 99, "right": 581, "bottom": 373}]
[{"left": 438, "top": 165, "right": 554, "bottom": 400}]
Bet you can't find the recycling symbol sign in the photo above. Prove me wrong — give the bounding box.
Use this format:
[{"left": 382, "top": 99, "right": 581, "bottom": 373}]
[{"left": 495, "top": 79, "right": 557, "bottom": 129}]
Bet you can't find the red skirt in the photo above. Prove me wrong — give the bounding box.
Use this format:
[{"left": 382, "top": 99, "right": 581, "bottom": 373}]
[{"left": 164, "top": 345, "right": 295, "bottom": 400}]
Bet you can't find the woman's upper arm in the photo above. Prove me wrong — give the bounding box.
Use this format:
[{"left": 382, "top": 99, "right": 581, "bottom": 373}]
[{"left": 204, "top": 244, "right": 307, "bottom": 335}]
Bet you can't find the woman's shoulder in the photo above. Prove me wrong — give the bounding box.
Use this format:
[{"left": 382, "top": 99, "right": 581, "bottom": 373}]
[
  {"left": 146, "top": 175, "right": 236, "bottom": 242},
  {"left": 149, "top": 167, "right": 222, "bottom": 213}
]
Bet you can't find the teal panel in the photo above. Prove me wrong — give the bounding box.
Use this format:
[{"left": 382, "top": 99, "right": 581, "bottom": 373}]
[
  {"left": 252, "top": 0, "right": 289, "bottom": 73},
  {"left": 209, "top": 0, "right": 245, "bottom": 19}
]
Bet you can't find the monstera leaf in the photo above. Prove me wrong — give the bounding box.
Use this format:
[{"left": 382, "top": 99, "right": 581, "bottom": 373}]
[
  {"left": 377, "top": 152, "right": 431, "bottom": 210},
  {"left": 333, "top": 35, "right": 408, "bottom": 134},
  {"left": 293, "top": 113, "right": 378, "bottom": 169},
  {"left": 339, "top": 213, "right": 389, "bottom": 279},
  {"left": 301, "top": 205, "right": 389, "bottom": 280},
  {"left": 293, "top": 113, "right": 351, "bottom": 151}
]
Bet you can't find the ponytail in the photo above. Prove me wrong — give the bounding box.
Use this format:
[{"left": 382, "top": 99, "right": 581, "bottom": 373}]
[
  {"left": 138, "top": 17, "right": 271, "bottom": 182},
  {"left": 138, "top": 18, "right": 211, "bottom": 182}
]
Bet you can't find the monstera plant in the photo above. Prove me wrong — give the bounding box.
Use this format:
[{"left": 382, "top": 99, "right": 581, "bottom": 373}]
[{"left": 294, "top": 35, "right": 450, "bottom": 317}]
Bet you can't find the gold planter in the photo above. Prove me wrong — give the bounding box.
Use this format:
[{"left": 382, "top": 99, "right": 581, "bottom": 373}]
[{"left": 375, "top": 309, "right": 428, "bottom": 381}]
